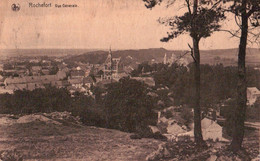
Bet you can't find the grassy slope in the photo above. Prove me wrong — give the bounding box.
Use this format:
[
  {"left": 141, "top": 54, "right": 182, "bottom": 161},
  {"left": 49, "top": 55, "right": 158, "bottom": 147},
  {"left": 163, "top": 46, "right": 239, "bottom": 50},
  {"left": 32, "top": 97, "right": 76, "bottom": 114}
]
[{"left": 0, "top": 121, "right": 162, "bottom": 161}]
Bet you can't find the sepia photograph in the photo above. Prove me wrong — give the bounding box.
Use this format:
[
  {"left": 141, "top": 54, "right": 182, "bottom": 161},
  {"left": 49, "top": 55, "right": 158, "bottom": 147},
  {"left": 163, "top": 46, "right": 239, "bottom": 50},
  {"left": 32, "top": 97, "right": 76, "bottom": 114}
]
[{"left": 0, "top": 0, "right": 259, "bottom": 160}]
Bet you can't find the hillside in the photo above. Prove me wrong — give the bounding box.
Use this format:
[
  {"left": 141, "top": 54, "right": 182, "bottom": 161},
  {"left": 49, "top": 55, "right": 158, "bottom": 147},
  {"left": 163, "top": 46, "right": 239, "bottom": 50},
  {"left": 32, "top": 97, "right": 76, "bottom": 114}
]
[
  {"left": 0, "top": 113, "right": 162, "bottom": 160},
  {"left": 0, "top": 113, "right": 258, "bottom": 161},
  {"left": 0, "top": 49, "right": 97, "bottom": 58},
  {"left": 64, "top": 48, "right": 260, "bottom": 67},
  {"left": 200, "top": 48, "right": 260, "bottom": 66},
  {"left": 1, "top": 48, "right": 259, "bottom": 66},
  {"left": 64, "top": 48, "right": 175, "bottom": 68}
]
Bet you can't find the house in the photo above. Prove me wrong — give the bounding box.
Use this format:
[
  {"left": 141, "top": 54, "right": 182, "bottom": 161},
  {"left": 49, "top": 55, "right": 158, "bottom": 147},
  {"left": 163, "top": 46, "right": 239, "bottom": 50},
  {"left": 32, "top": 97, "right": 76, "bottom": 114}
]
[
  {"left": 29, "top": 59, "right": 40, "bottom": 63},
  {"left": 54, "top": 58, "right": 63, "bottom": 62},
  {"left": 68, "top": 78, "right": 83, "bottom": 88},
  {"left": 0, "top": 64, "right": 3, "bottom": 71},
  {"left": 4, "top": 69, "right": 16, "bottom": 73},
  {"left": 201, "top": 118, "right": 223, "bottom": 141},
  {"left": 15, "top": 65, "right": 27, "bottom": 70},
  {"left": 31, "top": 66, "right": 42, "bottom": 75},
  {"left": 27, "top": 83, "right": 44, "bottom": 91},
  {"left": 51, "top": 80, "right": 69, "bottom": 88},
  {"left": 0, "top": 75, "right": 4, "bottom": 82},
  {"left": 131, "top": 77, "right": 155, "bottom": 87},
  {"left": 247, "top": 87, "right": 260, "bottom": 106},
  {"left": 83, "top": 76, "right": 95, "bottom": 88},
  {"left": 4, "top": 71, "right": 67, "bottom": 92},
  {"left": 70, "top": 70, "right": 85, "bottom": 79},
  {"left": 5, "top": 83, "right": 27, "bottom": 91},
  {"left": 179, "top": 118, "right": 226, "bottom": 142},
  {"left": 41, "top": 69, "right": 50, "bottom": 75},
  {"left": 123, "top": 66, "right": 134, "bottom": 74},
  {"left": 31, "top": 66, "right": 42, "bottom": 71},
  {"left": 167, "top": 123, "right": 186, "bottom": 135},
  {"left": 85, "top": 69, "right": 91, "bottom": 77},
  {"left": 113, "top": 72, "right": 129, "bottom": 81},
  {"left": 42, "top": 60, "right": 52, "bottom": 65},
  {"left": 96, "top": 79, "right": 117, "bottom": 88},
  {"left": 56, "top": 70, "right": 67, "bottom": 80},
  {"left": 0, "top": 87, "right": 13, "bottom": 94},
  {"left": 60, "top": 67, "right": 69, "bottom": 74}
]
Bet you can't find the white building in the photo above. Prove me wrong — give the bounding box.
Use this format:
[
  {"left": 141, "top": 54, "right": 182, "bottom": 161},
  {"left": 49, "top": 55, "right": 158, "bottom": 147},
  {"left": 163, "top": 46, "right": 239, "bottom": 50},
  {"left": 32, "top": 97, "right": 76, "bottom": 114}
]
[
  {"left": 247, "top": 87, "right": 260, "bottom": 106},
  {"left": 178, "top": 118, "right": 226, "bottom": 142}
]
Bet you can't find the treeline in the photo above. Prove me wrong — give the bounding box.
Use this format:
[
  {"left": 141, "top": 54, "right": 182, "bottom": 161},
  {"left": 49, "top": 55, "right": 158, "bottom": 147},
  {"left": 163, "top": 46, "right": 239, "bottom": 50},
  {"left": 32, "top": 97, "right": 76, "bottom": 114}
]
[
  {"left": 0, "top": 86, "right": 96, "bottom": 115},
  {"left": 0, "top": 79, "right": 157, "bottom": 134},
  {"left": 133, "top": 62, "right": 260, "bottom": 108},
  {"left": 130, "top": 62, "right": 168, "bottom": 76}
]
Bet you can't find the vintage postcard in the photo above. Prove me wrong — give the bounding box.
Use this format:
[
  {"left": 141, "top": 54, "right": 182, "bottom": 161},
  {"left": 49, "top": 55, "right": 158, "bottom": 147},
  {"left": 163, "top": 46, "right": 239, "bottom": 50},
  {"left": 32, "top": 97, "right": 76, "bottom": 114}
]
[{"left": 0, "top": 0, "right": 259, "bottom": 160}]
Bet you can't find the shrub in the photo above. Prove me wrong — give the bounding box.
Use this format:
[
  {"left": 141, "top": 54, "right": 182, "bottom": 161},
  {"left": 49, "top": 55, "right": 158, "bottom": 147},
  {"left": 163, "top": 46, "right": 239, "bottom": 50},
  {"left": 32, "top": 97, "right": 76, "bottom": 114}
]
[
  {"left": 246, "top": 106, "right": 260, "bottom": 121},
  {"left": 163, "top": 110, "right": 173, "bottom": 119},
  {"left": 0, "top": 150, "right": 23, "bottom": 161},
  {"left": 180, "top": 107, "right": 193, "bottom": 127}
]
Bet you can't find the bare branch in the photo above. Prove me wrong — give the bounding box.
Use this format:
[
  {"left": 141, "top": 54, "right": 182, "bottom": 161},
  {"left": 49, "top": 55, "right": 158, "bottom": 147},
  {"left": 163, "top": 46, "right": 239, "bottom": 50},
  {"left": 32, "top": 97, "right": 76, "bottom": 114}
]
[
  {"left": 166, "top": 0, "right": 177, "bottom": 8},
  {"left": 188, "top": 43, "right": 196, "bottom": 63},
  {"left": 172, "top": 51, "right": 190, "bottom": 65},
  {"left": 185, "top": 0, "right": 192, "bottom": 15},
  {"left": 217, "top": 29, "right": 254, "bottom": 44},
  {"left": 208, "top": 0, "right": 222, "bottom": 11},
  {"left": 246, "top": 4, "right": 259, "bottom": 18},
  {"left": 217, "top": 29, "right": 241, "bottom": 38},
  {"left": 235, "top": 15, "right": 242, "bottom": 29}
]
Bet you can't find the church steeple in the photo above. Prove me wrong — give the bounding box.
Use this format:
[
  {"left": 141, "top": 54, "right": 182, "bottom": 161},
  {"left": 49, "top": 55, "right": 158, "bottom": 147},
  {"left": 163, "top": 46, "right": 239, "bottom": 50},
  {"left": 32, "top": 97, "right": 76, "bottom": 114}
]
[
  {"left": 107, "top": 46, "right": 112, "bottom": 63},
  {"left": 109, "top": 46, "right": 112, "bottom": 55},
  {"left": 163, "top": 53, "right": 167, "bottom": 64}
]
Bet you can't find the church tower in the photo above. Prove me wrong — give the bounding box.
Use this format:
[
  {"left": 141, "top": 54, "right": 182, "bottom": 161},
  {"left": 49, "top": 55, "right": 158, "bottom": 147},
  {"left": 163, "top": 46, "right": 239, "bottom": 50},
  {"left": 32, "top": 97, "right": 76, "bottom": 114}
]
[
  {"left": 104, "top": 47, "right": 113, "bottom": 79},
  {"left": 163, "top": 53, "right": 167, "bottom": 64},
  {"left": 169, "top": 53, "right": 177, "bottom": 64}
]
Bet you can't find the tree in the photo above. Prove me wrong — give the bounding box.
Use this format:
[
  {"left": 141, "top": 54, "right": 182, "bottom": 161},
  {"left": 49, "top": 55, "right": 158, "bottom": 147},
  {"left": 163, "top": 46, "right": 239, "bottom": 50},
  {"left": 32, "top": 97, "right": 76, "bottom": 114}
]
[
  {"left": 103, "top": 77, "right": 157, "bottom": 132},
  {"left": 143, "top": 0, "right": 225, "bottom": 146},
  {"left": 222, "top": 0, "right": 260, "bottom": 152}
]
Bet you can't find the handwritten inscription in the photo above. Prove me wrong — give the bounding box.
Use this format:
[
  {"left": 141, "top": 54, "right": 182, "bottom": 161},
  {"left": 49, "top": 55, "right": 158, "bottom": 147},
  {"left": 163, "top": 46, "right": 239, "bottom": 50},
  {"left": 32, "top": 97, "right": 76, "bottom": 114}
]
[{"left": 28, "top": 2, "right": 78, "bottom": 8}]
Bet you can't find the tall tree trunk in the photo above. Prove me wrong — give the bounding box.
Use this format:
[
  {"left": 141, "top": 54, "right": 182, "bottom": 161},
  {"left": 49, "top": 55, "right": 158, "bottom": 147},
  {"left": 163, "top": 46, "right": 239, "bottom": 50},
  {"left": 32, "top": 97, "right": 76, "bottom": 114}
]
[
  {"left": 193, "top": 38, "right": 205, "bottom": 146},
  {"left": 191, "top": 0, "right": 205, "bottom": 146},
  {"left": 230, "top": 0, "right": 248, "bottom": 152}
]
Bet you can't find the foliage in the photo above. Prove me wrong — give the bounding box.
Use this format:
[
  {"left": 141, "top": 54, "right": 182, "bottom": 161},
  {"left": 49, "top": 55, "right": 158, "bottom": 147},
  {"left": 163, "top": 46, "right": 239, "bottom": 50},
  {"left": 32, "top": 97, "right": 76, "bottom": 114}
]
[
  {"left": 103, "top": 77, "right": 157, "bottom": 132},
  {"left": 144, "top": 0, "right": 226, "bottom": 41},
  {"left": 222, "top": 0, "right": 260, "bottom": 151},
  {"left": 0, "top": 77, "right": 158, "bottom": 133},
  {"left": 142, "top": 0, "right": 227, "bottom": 145},
  {"left": 130, "top": 62, "right": 168, "bottom": 77},
  {"left": 246, "top": 103, "right": 260, "bottom": 121},
  {"left": 161, "top": 110, "right": 174, "bottom": 119},
  {"left": 0, "top": 86, "right": 71, "bottom": 114},
  {"left": 180, "top": 107, "right": 193, "bottom": 127},
  {"left": 49, "top": 66, "right": 59, "bottom": 75},
  {"left": 0, "top": 150, "right": 23, "bottom": 161},
  {"left": 153, "top": 63, "right": 259, "bottom": 109}
]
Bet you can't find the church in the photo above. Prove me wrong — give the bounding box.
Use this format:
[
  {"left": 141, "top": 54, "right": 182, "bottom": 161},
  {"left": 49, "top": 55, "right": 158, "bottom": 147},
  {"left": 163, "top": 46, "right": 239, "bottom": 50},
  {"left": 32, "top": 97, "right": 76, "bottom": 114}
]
[{"left": 102, "top": 48, "right": 122, "bottom": 80}]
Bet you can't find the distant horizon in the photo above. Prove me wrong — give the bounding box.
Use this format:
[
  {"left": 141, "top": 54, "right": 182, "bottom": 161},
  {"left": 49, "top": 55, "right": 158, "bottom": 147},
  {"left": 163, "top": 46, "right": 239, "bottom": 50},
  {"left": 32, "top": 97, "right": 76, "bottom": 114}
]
[{"left": 1, "top": 47, "right": 259, "bottom": 51}]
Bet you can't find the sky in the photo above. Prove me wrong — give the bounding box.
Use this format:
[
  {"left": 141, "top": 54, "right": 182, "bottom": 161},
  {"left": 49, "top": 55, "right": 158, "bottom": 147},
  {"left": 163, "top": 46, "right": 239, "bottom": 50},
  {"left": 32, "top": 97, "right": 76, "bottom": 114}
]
[{"left": 0, "top": 0, "right": 259, "bottom": 50}]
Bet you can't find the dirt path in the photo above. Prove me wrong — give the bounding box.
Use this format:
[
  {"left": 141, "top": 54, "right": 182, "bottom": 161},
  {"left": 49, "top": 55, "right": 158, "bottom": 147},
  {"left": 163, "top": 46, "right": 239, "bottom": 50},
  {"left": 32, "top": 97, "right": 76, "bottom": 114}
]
[{"left": 0, "top": 121, "right": 162, "bottom": 161}]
